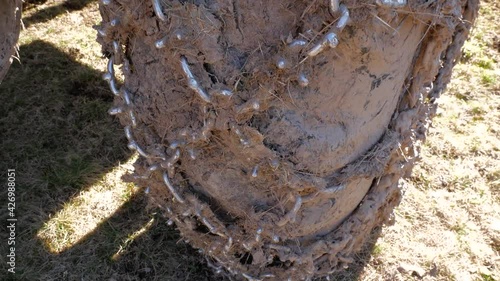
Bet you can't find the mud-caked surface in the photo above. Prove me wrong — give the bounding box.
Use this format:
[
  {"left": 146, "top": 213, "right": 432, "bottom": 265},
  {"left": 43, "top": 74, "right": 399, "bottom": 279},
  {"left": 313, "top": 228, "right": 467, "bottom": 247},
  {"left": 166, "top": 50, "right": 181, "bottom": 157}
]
[
  {"left": 97, "top": 0, "right": 478, "bottom": 280},
  {"left": 0, "top": 0, "right": 22, "bottom": 83}
]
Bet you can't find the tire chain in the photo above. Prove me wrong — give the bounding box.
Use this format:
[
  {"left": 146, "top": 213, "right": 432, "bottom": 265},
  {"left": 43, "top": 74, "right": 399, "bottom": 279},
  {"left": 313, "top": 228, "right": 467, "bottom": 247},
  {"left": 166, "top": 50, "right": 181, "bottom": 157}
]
[{"left": 96, "top": 0, "right": 478, "bottom": 279}]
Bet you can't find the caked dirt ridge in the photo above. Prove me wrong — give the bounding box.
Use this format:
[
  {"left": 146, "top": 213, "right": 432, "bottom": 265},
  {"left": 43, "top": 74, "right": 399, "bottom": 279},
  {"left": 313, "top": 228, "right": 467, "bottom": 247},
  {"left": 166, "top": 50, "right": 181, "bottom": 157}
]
[
  {"left": 0, "top": 0, "right": 22, "bottom": 83},
  {"left": 97, "top": 0, "right": 478, "bottom": 280}
]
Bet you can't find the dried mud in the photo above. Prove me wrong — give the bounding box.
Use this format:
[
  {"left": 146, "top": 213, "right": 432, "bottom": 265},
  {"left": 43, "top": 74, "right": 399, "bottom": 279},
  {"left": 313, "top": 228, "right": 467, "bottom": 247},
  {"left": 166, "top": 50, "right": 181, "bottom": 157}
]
[
  {"left": 0, "top": 0, "right": 22, "bottom": 83},
  {"left": 97, "top": 0, "right": 479, "bottom": 280}
]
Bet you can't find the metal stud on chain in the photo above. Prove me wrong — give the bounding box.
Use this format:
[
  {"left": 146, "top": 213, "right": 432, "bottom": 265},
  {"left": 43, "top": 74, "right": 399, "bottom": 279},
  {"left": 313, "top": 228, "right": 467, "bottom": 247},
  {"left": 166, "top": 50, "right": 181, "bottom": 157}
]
[
  {"left": 112, "top": 41, "right": 120, "bottom": 54},
  {"left": 122, "top": 89, "right": 131, "bottom": 105},
  {"left": 336, "top": 4, "right": 350, "bottom": 31},
  {"left": 155, "top": 37, "right": 167, "bottom": 49},
  {"left": 289, "top": 2, "right": 350, "bottom": 63},
  {"left": 231, "top": 124, "right": 251, "bottom": 147},
  {"left": 224, "top": 236, "right": 233, "bottom": 252},
  {"left": 97, "top": 28, "right": 107, "bottom": 37},
  {"left": 255, "top": 227, "right": 263, "bottom": 242},
  {"left": 242, "top": 273, "right": 263, "bottom": 281},
  {"left": 276, "top": 57, "right": 287, "bottom": 69},
  {"left": 162, "top": 172, "right": 185, "bottom": 203},
  {"left": 180, "top": 56, "right": 212, "bottom": 103},
  {"left": 289, "top": 39, "right": 307, "bottom": 48},
  {"left": 110, "top": 18, "right": 119, "bottom": 27},
  {"left": 277, "top": 195, "right": 303, "bottom": 227},
  {"left": 236, "top": 99, "right": 260, "bottom": 115},
  {"left": 251, "top": 165, "right": 259, "bottom": 178},
  {"left": 152, "top": 0, "right": 167, "bottom": 21},
  {"left": 108, "top": 106, "right": 123, "bottom": 115},
  {"left": 307, "top": 32, "right": 339, "bottom": 57},
  {"left": 298, "top": 73, "right": 309, "bottom": 87},
  {"left": 272, "top": 235, "right": 280, "bottom": 243},
  {"left": 211, "top": 89, "right": 234, "bottom": 97},
  {"left": 128, "top": 141, "right": 151, "bottom": 158},
  {"left": 109, "top": 79, "right": 120, "bottom": 95},
  {"left": 187, "top": 148, "right": 197, "bottom": 160},
  {"left": 128, "top": 111, "right": 137, "bottom": 127},
  {"left": 242, "top": 272, "right": 276, "bottom": 281},
  {"left": 376, "top": 0, "right": 407, "bottom": 7},
  {"left": 330, "top": 0, "right": 340, "bottom": 13}
]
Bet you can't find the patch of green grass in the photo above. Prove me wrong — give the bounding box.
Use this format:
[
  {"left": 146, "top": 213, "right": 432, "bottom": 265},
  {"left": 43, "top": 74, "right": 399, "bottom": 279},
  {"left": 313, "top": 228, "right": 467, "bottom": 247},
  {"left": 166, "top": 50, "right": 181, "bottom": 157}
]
[
  {"left": 469, "top": 137, "right": 482, "bottom": 154},
  {"left": 120, "top": 182, "right": 136, "bottom": 201},
  {"left": 481, "top": 273, "right": 496, "bottom": 281},
  {"left": 469, "top": 103, "right": 487, "bottom": 121},
  {"left": 449, "top": 175, "right": 474, "bottom": 191},
  {"left": 481, "top": 73, "right": 497, "bottom": 86},
  {"left": 371, "top": 244, "right": 383, "bottom": 257},
  {"left": 451, "top": 223, "right": 467, "bottom": 236},
  {"left": 476, "top": 58, "right": 495, "bottom": 70},
  {"left": 461, "top": 41, "right": 481, "bottom": 63},
  {"left": 42, "top": 153, "right": 98, "bottom": 188},
  {"left": 410, "top": 169, "right": 433, "bottom": 190}
]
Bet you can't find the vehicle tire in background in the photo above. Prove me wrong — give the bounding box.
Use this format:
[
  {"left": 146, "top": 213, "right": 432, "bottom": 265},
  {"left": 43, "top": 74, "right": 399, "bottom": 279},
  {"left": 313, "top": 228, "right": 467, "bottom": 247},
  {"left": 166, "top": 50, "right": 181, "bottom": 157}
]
[{"left": 0, "top": 0, "right": 22, "bottom": 83}]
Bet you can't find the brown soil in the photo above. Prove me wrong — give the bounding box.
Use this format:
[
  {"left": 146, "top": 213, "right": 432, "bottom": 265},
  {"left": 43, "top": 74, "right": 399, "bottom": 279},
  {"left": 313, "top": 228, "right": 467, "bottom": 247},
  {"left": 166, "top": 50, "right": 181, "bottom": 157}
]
[
  {"left": 0, "top": 0, "right": 22, "bottom": 82},
  {"left": 97, "top": 0, "right": 479, "bottom": 280}
]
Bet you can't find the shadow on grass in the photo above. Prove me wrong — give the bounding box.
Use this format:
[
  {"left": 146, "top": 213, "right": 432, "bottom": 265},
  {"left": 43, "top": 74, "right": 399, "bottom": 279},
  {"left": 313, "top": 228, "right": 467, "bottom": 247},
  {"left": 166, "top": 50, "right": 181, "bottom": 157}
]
[
  {"left": 0, "top": 40, "right": 219, "bottom": 281},
  {"left": 22, "top": 0, "right": 96, "bottom": 29},
  {"left": 32, "top": 192, "right": 219, "bottom": 280}
]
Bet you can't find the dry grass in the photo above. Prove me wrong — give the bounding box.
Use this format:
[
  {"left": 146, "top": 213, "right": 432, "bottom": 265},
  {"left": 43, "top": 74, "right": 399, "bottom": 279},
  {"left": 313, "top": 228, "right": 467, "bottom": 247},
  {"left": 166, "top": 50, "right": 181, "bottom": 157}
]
[
  {"left": 0, "top": 1, "right": 217, "bottom": 280},
  {"left": 0, "top": 0, "right": 498, "bottom": 280},
  {"left": 350, "top": 1, "right": 500, "bottom": 280}
]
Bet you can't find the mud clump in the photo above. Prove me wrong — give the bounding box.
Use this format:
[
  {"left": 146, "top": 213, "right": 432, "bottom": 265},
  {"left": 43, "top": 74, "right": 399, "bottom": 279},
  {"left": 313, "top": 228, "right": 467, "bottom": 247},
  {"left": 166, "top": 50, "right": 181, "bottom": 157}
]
[{"left": 97, "top": 0, "right": 479, "bottom": 280}]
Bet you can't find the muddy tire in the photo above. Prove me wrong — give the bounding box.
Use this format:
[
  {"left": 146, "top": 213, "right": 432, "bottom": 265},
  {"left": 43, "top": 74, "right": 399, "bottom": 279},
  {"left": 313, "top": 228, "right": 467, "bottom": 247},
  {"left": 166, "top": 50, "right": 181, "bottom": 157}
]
[
  {"left": 0, "top": 0, "right": 22, "bottom": 83},
  {"left": 97, "top": 0, "right": 478, "bottom": 280}
]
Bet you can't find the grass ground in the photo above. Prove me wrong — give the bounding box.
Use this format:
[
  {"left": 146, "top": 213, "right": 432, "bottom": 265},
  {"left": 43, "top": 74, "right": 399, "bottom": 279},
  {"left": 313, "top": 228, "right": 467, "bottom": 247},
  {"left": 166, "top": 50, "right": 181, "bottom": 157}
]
[{"left": 0, "top": 0, "right": 497, "bottom": 280}]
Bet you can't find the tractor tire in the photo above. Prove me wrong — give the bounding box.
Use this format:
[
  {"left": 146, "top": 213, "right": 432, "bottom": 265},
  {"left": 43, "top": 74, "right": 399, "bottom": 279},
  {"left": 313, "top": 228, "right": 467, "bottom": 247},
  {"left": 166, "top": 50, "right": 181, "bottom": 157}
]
[
  {"left": 96, "top": 0, "right": 479, "bottom": 280},
  {"left": 0, "top": 0, "right": 22, "bottom": 83}
]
